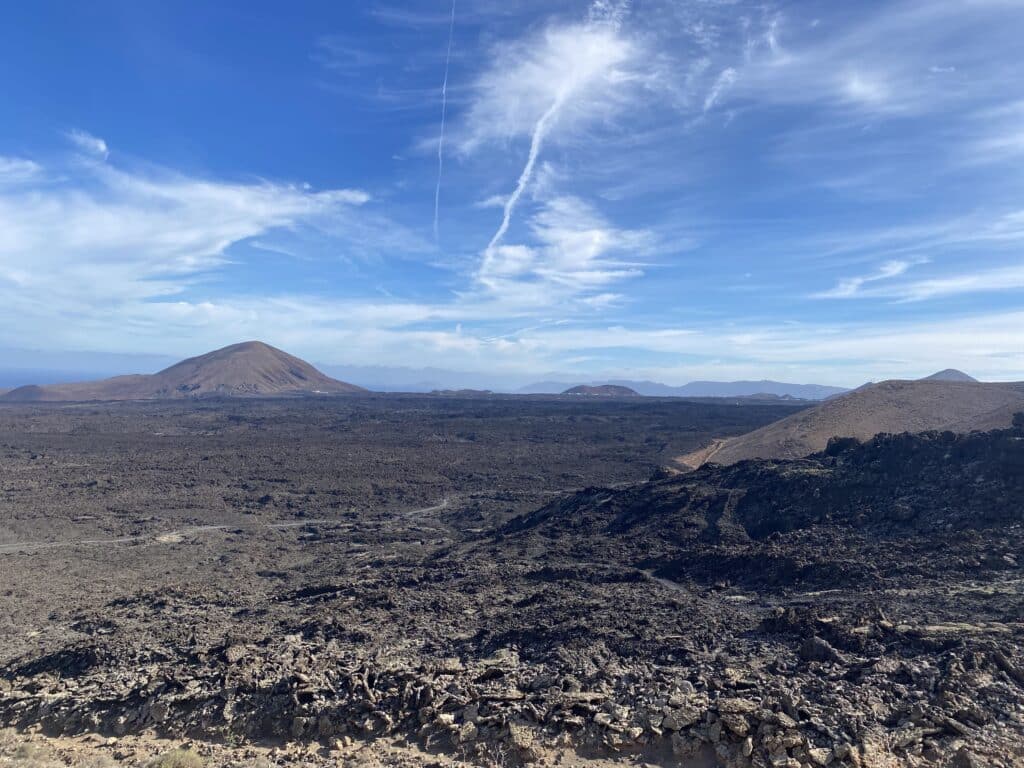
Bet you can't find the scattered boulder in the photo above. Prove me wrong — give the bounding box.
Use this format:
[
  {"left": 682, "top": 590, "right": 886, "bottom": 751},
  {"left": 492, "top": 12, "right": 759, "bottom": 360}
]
[{"left": 799, "top": 636, "right": 844, "bottom": 664}]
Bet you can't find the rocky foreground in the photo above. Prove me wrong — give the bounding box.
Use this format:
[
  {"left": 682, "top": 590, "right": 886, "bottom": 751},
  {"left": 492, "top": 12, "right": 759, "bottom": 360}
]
[{"left": 2, "top": 421, "right": 1023, "bottom": 767}]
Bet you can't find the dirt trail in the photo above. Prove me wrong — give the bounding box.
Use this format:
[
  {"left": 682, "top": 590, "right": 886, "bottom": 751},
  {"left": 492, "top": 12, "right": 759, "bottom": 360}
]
[
  {"left": 0, "top": 498, "right": 452, "bottom": 555},
  {"left": 676, "top": 437, "right": 729, "bottom": 469},
  {"left": 396, "top": 496, "right": 451, "bottom": 518}
]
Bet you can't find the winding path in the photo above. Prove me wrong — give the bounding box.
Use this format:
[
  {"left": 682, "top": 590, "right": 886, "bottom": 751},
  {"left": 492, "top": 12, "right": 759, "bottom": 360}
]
[{"left": 0, "top": 498, "right": 453, "bottom": 556}]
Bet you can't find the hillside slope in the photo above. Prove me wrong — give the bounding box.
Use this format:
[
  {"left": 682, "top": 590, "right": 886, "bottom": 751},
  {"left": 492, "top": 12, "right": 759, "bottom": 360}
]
[
  {"left": 507, "top": 423, "right": 1024, "bottom": 587},
  {"left": 0, "top": 342, "right": 365, "bottom": 401},
  {"left": 680, "top": 379, "right": 1024, "bottom": 467}
]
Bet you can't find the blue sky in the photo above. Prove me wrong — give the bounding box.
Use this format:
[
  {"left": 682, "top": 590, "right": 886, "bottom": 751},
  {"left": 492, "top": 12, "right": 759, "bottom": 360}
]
[{"left": 1, "top": 0, "right": 1023, "bottom": 386}]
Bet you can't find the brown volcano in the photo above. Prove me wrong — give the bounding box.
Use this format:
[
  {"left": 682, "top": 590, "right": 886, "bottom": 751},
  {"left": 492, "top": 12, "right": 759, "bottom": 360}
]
[
  {"left": 0, "top": 341, "right": 365, "bottom": 402},
  {"left": 679, "top": 378, "right": 1024, "bottom": 467}
]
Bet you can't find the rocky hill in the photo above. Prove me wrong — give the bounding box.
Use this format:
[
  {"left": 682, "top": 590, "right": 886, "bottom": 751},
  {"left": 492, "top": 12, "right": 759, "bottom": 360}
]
[
  {"left": 0, "top": 342, "right": 365, "bottom": 402},
  {"left": 562, "top": 384, "right": 640, "bottom": 397},
  {"left": 508, "top": 422, "right": 1024, "bottom": 587},
  {"left": 922, "top": 368, "right": 978, "bottom": 382},
  {"left": 680, "top": 378, "right": 1024, "bottom": 467},
  {"left": 478, "top": 423, "right": 1024, "bottom": 763}
]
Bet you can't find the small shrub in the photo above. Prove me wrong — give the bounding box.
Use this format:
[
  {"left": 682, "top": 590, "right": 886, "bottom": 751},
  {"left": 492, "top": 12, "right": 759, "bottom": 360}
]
[
  {"left": 147, "top": 749, "right": 204, "bottom": 768},
  {"left": 13, "top": 743, "right": 46, "bottom": 762},
  {"left": 1013, "top": 411, "right": 1024, "bottom": 429}
]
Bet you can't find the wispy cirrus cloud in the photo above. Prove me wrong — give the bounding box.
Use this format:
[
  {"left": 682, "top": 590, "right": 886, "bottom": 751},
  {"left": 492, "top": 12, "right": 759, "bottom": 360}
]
[
  {"left": 659, "top": 0, "right": 1024, "bottom": 125},
  {"left": 6, "top": 2, "right": 1024, "bottom": 386},
  {"left": 0, "top": 132, "right": 422, "bottom": 351},
  {"left": 799, "top": 209, "right": 1024, "bottom": 266},
  {"left": 702, "top": 67, "right": 736, "bottom": 112},
  {"left": 813, "top": 258, "right": 928, "bottom": 299},
  {"left": 312, "top": 35, "right": 387, "bottom": 75},
  {"left": 796, "top": 204, "right": 1024, "bottom": 304},
  {"left": 0, "top": 162, "right": 370, "bottom": 287},
  {"left": 888, "top": 265, "right": 1024, "bottom": 303},
  {"left": 66, "top": 128, "right": 110, "bottom": 159},
  {"left": 454, "top": 1, "right": 654, "bottom": 310},
  {"left": 0, "top": 156, "right": 42, "bottom": 184},
  {"left": 458, "top": 14, "right": 639, "bottom": 155},
  {"left": 963, "top": 100, "right": 1024, "bottom": 165},
  {"left": 814, "top": 257, "right": 1024, "bottom": 304}
]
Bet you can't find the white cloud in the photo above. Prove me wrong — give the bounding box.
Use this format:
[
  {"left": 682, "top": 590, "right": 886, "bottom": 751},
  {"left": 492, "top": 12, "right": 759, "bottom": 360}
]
[
  {"left": 503, "top": 310, "right": 1024, "bottom": 383},
  {"left": 0, "top": 156, "right": 43, "bottom": 184},
  {"left": 963, "top": 101, "right": 1024, "bottom": 164},
  {"left": 0, "top": 152, "right": 391, "bottom": 352},
  {"left": 804, "top": 208, "right": 1024, "bottom": 263},
  {"left": 461, "top": 12, "right": 644, "bottom": 267},
  {"left": 839, "top": 71, "right": 890, "bottom": 107},
  {"left": 578, "top": 292, "right": 625, "bottom": 309},
  {"left": 5, "top": 2, "right": 1024, "bottom": 387},
  {"left": 474, "top": 194, "right": 507, "bottom": 209},
  {"left": 703, "top": 67, "right": 736, "bottom": 112},
  {"left": 37, "top": 297, "right": 1024, "bottom": 384},
  {"left": 66, "top": 129, "right": 110, "bottom": 159},
  {"left": 313, "top": 35, "right": 385, "bottom": 73},
  {"left": 458, "top": 17, "right": 639, "bottom": 155},
  {"left": 813, "top": 257, "right": 1024, "bottom": 303},
  {"left": 813, "top": 258, "right": 925, "bottom": 298},
  {"left": 799, "top": 207, "right": 1024, "bottom": 303},
  {"left": 0, "top": 164, "right": 368, "bottom": 281},
  {"left": 892, "top": 264, "right": 1024, "bottom": 302},
  {"left": 973, "top": 131, "right": 1024, "bottom": 161},
  {"left": 446, "top": 7, "right": 659, "bottom": 318},
  {"left": 475, "top": 195, "right": 648, "bottom": 307},
  {"left": 688, "top": 0, "right": 1024, "bottom": 118}
]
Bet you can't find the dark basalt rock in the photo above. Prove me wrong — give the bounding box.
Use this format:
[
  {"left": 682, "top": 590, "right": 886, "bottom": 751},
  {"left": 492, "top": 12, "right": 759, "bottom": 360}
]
[{"left": 2, "top": 412, "right": 1022, "bottom": 766}]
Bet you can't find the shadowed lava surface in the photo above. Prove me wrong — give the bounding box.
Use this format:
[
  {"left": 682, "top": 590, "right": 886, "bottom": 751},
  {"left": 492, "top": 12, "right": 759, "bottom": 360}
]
[{"left": 1, "top": 398, "right": 1021, "bottom": 767}]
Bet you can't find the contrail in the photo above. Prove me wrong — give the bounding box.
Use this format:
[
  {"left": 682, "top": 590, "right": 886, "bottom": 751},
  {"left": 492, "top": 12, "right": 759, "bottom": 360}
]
[
  {"left": 433, "top": 0, "right": 456, "bottom": 243},
  {"left": 481, "top": 89, "right": 569, "bottom": 269},
  {"left": 480, "top": 0, "right": 628, "bottom": 269}
]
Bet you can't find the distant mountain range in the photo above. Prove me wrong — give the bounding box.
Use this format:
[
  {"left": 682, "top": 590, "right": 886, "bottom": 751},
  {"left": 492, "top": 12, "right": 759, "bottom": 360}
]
[
  {"left": 518, "top": 378, "right": 849, "bottom": 400},
  {"left": 0, "top": 344, "right": 996, "bottom": 406},
  {"left": 307, "top": 366, "right": 853, "bottom": 399},
  {"left": 317, "top": 364, "right": 510, "bottom": 393}
]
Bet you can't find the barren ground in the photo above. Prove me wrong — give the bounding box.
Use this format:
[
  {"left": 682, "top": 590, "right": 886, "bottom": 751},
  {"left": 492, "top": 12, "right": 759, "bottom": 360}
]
[
  {"left": 1, "top": 396, "right": 1021, "bottom": 768},
  {"left": 0, "top": 395, "right": 795, "bottom": 766}
]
